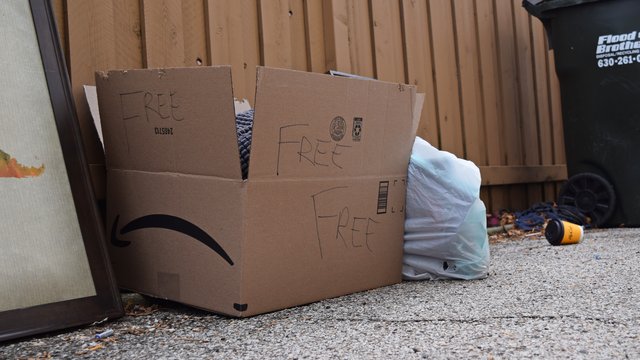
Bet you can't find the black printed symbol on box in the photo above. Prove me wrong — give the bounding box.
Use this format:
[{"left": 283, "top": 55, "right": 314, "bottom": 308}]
[
  {"left": 352, "top": 117, "right": 363, "bottom": 141},
  {"left": 377, "top": 181, "right": 389, "bottom": 214},
  {"left": 330, "top": 116, "right": 346, "bottom": 142}
]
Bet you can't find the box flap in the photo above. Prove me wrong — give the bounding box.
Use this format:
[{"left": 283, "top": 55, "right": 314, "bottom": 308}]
[
  {"left": 248, "top": 67, "right": 417, "bottom": 180},
  {"left": 95, "top": 66, "right": 241, "bottom": 179},
  {"left": 412, "top": 93, "right": 426, "bottom": 139},
  {"left": 83, "top": 85, "right": 104, "bottom": 151}
]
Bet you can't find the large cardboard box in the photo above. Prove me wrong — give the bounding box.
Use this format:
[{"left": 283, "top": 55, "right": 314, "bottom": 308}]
[{"left": 96, "top": 66, "right": 422, "bottom": 316}]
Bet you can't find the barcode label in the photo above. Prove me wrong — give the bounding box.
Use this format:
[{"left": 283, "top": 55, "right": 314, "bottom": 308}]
[{"left": 377, "top": 181, "right": 389, "bottom": 214}]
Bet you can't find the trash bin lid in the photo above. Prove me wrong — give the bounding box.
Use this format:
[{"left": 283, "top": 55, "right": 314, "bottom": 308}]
[{"left": 523, "top": 0, "right": 603, "bottom": 19}]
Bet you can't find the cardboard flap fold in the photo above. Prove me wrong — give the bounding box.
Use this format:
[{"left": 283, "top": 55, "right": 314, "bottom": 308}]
[
  {"left": 411, "top": 93, "right": 426, "bottom": 141},
  {"left": 96, "top": 66, "right": 242, "bottom": 179},
  {"left": 248, "top": 67, "right": 417, "bottom": 180}
]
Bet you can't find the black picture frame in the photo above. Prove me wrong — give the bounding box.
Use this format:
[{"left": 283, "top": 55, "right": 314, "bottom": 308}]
[{"left": 0, "top": 0, "right": 122, "bottom": 342}]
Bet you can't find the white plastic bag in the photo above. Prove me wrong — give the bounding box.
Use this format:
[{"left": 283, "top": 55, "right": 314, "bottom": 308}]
[{"left": 402, "top": 137, "right": 490, "bottom": 280}]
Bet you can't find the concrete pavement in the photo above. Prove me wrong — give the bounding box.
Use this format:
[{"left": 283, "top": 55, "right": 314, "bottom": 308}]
[{"left": 2, "top": 228, "right": 639, "bottom": 359}]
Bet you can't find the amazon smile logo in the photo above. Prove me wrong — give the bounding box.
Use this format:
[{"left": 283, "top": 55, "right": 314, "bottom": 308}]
[{"left": 111, "top": 214, "right": 234, "bottom": 266}]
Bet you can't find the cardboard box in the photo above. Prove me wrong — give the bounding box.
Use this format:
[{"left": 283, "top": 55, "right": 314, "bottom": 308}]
[{"left": 96, "top": 66, "right": 422, "bottom": 316}]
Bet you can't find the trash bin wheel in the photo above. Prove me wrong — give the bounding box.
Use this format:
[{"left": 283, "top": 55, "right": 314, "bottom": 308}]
[{"left": 558, "top": 173, "right": 616, "bottom": 227}]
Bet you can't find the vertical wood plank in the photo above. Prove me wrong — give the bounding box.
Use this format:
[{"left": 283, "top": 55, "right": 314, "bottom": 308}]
[
  {"left": 67, "top": 0, "right": 143, "bottom": 98},
  {"left": 323, "top": 0, "right": 374, "bottom": 76},
  {"left": 548, "top": 50, "right": 565, "bottom": 165},
  {"left": 52, "top": 0, "right": 66, "bottom": 56},
  {"left": 259, "top": 0, "right": 292, "bottom": 68},
  {"left": 494, "top": 185, "right": 514, "bottom": 212},
  {"left": 67, "top": 0, "right": 143, "bottom": 91},
  {"left": 495, "top": 0, "right": 522, "bottom": 166},
  {"left": 346, "top": 0, "right": 375, "bottom": 77},
  {"left": 288, "top": 0, "right": 308, "bottom": 71},
  {"left": 114, "top": 0, "right": 144, "bottom": 69},
  {"left": 495, "top": 0, "right": 526, "bottom": 209},
  {"left": 370, "top": 0, "right": 405, "bottom": 82},
  {"left": 141, "top": 0, "right": 185, "bottom": 68},
  {"left": 401, "top": 0, "right": 439, "bottom": 147},
  {"left": 548, "top": 48, "right": 566, "bottom": 202},
  {"left": 67, "top": 0, "right": 113, "bottom": 171},
  {"left": 429, "top": 0, "right": 464, "bottom": 157},
  {"left": 480, "top": 188, "right": 491, "bottom": 215},
  {"left": 514, "top": 4, "right": 542, "bottom": 205},
  {"left": 322, "top": 0, "right": 350, "bottom": 72},
  {"left": 531, "top": 18, "right": 556, "bottom": 201},
  {"left": 67, "top": 0, "right": 143, "bottom": 199},
  {"left": 206, "top": 0, "right": 231, "bottom": 66},
  {"left": 475, "top": 0, "right": 507, "bottom": 211},
  {"left": 453, "top": 1, "right": 486, "bottom": 165},
  {"left": 475, "top": 0, "right": 503, "bottom": 165},
  {"left": 182, "top": 0, "right": 208, "bottom": 67},
  {"left": 304, "top": 0, "right": 327, "bottom": 72},
  {"left": 206, "top": 0, "right": 260, "bottom": 103}
]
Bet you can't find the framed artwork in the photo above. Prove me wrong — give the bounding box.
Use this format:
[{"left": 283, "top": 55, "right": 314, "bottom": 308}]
[{"left": 0, "top": 0, "right": 122, "bottom": 341}]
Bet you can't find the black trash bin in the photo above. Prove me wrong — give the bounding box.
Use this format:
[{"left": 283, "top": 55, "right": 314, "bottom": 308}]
[{"left": 524, "top": 0, "right": 640, "bottom": 227}]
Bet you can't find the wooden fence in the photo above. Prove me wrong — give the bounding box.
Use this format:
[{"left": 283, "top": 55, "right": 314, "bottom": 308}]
[{"left": 52, "top": 0, "right": 567, "bottom": 213}]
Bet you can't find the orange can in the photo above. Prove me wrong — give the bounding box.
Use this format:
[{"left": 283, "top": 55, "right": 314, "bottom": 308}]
[{"left": 545, "top": 219, "right": 584, "bottom": 246}]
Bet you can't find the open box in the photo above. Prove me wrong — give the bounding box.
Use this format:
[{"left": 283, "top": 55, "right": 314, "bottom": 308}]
[{"left": 96, "top": 66, "right": 422, "bottom": 316}]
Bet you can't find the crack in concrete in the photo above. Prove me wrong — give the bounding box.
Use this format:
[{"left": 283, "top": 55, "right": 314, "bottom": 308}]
[{"left": 319, "top": 314, "right": 633, "bottom": 325}]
